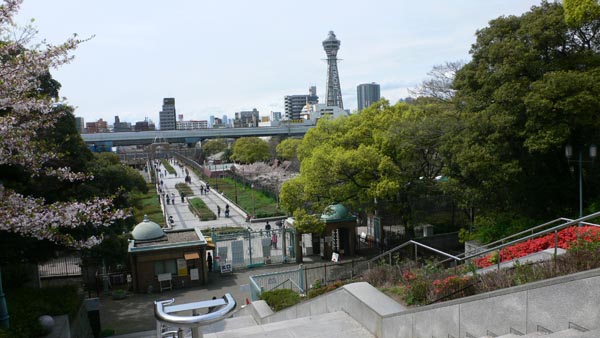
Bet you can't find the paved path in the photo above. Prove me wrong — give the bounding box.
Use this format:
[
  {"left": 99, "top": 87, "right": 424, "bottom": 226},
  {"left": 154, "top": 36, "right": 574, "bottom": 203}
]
[{"left": 154, "top": 160, "right": 277, "bottom": 233}]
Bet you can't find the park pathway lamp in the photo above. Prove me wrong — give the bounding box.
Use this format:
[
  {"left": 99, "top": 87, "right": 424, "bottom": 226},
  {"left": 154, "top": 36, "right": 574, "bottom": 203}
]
[
  {"left": 565, "top": 144, "right": 597, "bottom": 220},
  {"left": 251, "top": 184, "right": 256, "bottom": 218}
]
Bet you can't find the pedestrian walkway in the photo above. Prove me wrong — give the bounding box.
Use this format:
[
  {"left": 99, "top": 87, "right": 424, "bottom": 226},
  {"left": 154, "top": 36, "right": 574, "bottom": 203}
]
[{"left": 153, "top": 159, "right": 275, "bottom": 233}]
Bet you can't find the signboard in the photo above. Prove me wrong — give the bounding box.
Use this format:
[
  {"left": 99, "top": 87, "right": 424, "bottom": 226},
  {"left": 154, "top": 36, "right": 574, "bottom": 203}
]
[
  {"left": 220, "top": 263, "right": 232, "bottom": 274},
  {"left": 177, "top": 258, "right": 188, "bottom": 276},
  {"left": 190, "top": 268, "right": 199, "bottom": 281},
  {"left": 331, "top": 252, "right": 339, "bottom": 263}
]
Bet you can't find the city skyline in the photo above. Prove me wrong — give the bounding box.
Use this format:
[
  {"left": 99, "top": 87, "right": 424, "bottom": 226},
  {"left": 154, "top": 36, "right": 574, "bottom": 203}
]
[{"left": 16, "top": 0, "right": 541, "bottom": 124}]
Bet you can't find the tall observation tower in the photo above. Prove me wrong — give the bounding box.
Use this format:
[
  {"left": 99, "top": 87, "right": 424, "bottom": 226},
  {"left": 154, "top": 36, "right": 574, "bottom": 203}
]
[{"left": 323, "top": 31, "right": 343, "bottom": 109}]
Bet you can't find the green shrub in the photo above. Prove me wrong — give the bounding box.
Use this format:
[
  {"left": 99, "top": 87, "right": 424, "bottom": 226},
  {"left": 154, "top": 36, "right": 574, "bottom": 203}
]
[
  {"left": 307, "top": 280, "right": 346, "bottom": 299},
  {"left": 188, "top": 198, "right": 217, "bottom": 221},
  {"left": 404, "top": 279, "right": 428, "bottom": 305},
  {"left": 260, "top": 289, "right": 300, "bottom": 311}
]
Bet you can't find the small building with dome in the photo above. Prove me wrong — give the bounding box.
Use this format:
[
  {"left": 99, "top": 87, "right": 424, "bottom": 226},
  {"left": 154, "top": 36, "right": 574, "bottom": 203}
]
[
  {"left": 319, "top": 204, "right": 357, "bottom": 260},
  {"left": 128, "top": 216, "right": 208, "bottom": 293}
]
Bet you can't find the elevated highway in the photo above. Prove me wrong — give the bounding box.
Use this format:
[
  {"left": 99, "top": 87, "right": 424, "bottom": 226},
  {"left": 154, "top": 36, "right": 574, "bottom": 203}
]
[{"left": 81, "top": 124, "right": 313, "bottom": 147}]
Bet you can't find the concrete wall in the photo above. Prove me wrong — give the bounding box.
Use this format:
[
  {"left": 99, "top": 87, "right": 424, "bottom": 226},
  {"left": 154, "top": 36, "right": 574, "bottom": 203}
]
[
  {"left": 245, "top": 282, "right": 405, "bottom": 338},
  {"left": 243, "top": 268, "right": 600, "bottom": 338},
  {"left": 382, "top": 268, "right": 600, "bottom": 338}
]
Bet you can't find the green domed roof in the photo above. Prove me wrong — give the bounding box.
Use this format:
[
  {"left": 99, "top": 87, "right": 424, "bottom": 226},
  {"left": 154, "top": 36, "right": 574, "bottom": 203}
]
[
  {"left": 132, "top": 215, "right": 165, "bottom": 241},
  {"left": 321, "top": 204, "right": 349, "bottom": 221}
]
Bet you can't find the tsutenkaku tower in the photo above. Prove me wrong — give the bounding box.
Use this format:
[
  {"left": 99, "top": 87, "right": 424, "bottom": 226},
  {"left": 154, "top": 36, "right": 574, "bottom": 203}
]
[{"left": 323, "top": 31, "right": 343, "bottom": 109}]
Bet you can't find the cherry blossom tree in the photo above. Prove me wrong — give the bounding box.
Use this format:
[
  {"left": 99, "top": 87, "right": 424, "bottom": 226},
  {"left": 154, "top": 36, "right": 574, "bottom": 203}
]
[{"left": 0, "top": 0, "right": 128, "bottom": 248}]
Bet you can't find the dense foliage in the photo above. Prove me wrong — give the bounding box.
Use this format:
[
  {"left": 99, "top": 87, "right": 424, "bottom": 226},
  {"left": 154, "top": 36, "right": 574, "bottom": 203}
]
[
  {"left": 231, "top": 137, "right": 271, "bottom": 164},
  {"left": 0, "top": 0, "right": 128, "bottom": 251},
  {"left": 282, "top": 2, "right": 600, "bottom": 242}
]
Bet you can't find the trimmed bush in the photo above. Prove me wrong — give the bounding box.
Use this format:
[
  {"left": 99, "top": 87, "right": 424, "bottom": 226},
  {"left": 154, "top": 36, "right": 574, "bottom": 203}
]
[{"left": 260, "top": 289, "right": 300, "bottom": 311}]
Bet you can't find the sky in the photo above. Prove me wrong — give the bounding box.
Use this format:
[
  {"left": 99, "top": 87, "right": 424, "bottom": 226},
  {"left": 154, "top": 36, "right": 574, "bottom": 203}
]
[{"left": 15, "top": 0, "right": 543, "bottom": 125}]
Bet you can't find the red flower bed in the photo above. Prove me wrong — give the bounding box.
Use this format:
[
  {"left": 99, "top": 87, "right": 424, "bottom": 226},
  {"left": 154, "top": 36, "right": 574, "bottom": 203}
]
[{"left": 474, "top": 226, "right": 600, "bottom": 268}]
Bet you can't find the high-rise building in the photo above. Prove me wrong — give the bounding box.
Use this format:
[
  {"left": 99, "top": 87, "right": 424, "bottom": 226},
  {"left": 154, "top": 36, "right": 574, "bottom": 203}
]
[
  {"left": 271, "top": 111, "right": 282, "bottom": 122},
  {"left": 113, "top": 115, "right": 132, "bottom": 132},
  {"left": 357, "top": 83, "right": 381, "bottom": 111},
  {"left": 222, "top": 115, "right": 228, "bottom": 126},
  {"left": 75, "top": 116, "right": 85, "bottom": 134},
  {"left": 323, "top": 31, "right": 343, "bottom": 109},
  {"left": 159, "top": 98, "right": 176, "bottom": 130},
  {"left": 85, "top": 118, "right": 108, "bottom": 133},
  {"left": 135, "top": 118, "right": 156, "bottom": 131},
  {"left": 177, "top": 120, "right": 208, "bottom": 130},
  {"left": 284, "top": 86, "right": 319, "bottom": 120},
  {"left": 234, "top": 109, "right": 259, "bottom": 128}
]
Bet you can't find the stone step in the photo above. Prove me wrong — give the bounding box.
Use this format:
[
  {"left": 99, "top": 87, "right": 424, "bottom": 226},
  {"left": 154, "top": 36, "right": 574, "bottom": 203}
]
[
  {"left": 202, "top": 315, "right": 258, "bottom": 334},
  {"left": 544, "top": 327, "right": 600, "bottom": 338},
  {"left": 112, "top": 315, "right": 258, "bottom": 338},
  {"left": 481, "top": 328, "right": 599, "bottom": 338},
  {"left": 203, "top": 311, "right": 374, "bottom": 338}
]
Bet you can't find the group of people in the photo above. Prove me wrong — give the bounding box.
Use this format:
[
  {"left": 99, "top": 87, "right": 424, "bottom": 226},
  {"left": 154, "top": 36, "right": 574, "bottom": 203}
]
[
  {"left": 217, "top": 204, "right": 230, "bottom": 218},
  {"left": 265, "top": 222, "right": 278, "bottom": 249}
]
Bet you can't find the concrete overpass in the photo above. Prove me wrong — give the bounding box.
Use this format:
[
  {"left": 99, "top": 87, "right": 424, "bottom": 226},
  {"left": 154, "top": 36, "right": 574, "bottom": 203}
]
[{"left": 80, "top": 124, "right": 313, "bottom": 148}]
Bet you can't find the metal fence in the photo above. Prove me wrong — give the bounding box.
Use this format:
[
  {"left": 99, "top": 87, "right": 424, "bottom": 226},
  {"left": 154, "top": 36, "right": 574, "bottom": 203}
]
[
  {"left": 38, "top": 253, "right": 82, "bottom": 278},
  {"left": 249, "top": 265, "right": 305, "bottom": 301},
  {"left": 302, "top": 258, "right": 367, "bottom": 290},
  {"left": 248, "top": 258, "right": 368, "bottom": 301},
  {"left": 213, "top": 227, "right": 295, "bottom": 271}
]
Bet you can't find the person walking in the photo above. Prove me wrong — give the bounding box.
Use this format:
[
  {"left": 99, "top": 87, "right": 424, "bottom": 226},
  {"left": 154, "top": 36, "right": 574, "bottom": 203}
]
[
  {"left": 265, "top": 222, "right": 271, "bottom": 237},
  {"left": 207, "top": 252, "right": 213, "bottom": 272},
  {"left": 166, "top": 194, "right": 170, "bottom": 205},
  {"left": 171, "top": 193, "right": 175, "bottom": 204},
  {"left": 180, "top": 192, "right": 185, "bottom": 203},
  {"left": 271, "top": 233, "right": 278, "bottom": 249},
  {"left": 217, "top": 205, "right": 221, "bottom": 218}
]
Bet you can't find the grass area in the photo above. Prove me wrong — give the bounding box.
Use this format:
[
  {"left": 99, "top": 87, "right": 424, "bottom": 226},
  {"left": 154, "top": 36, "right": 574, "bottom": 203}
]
[
  {"left": 190, "top": 166, "right": 284, "bottom": 218},
  {"left": 189, "top": 197, "right": 217, "bottom": 221},
  {"left": 175, "top": 182, "right": 194, "bottom": 196},
  {"left": 161, "top": 159, "right": 176, "bottom": 175},
  {"left": 211, "top": 226, "right": 246, "bottom": 234},
  {"left": 0, "top": 285, "right": 81, "bottom": 338},
  {"left": 130, "top": 183, "right": 164, "bottom": 226}
]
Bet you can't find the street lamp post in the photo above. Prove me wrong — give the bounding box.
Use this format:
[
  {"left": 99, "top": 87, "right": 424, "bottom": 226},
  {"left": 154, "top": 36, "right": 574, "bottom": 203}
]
[
  {"left": 565, "top": 144, "right": 597, "bottom": 219},
  {"left": 251, "top": 184, "right": 256, "bottom": 218}
]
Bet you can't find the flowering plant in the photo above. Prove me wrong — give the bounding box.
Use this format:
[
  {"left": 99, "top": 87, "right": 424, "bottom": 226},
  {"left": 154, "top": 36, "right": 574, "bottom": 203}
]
[
  {"left": 474, "top": 226, "right": 600, "bottom": 268},
  {"left": 0, "top": 0, "right": 128, "bottom": 248},
  {"left": 431, "top": 275, "right": 473, "bottom": 298}
]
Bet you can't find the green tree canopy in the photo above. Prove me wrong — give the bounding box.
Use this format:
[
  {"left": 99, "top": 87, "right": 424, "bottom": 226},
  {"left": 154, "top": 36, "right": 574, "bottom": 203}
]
[
  {"left": 231, "top": 137, "right": 271, "bottom": 164},
  {"left": 281, "top": 100, "right": 450, "bottom": 227},
  {"left": 446, "top": 1, "right": 600, "bottom": 228},
  {"left": 276, "top": 138, "right": 302, "bottom": 160},
  {"left": 202, "top": 138, "right": 228, "bottom": 157}
]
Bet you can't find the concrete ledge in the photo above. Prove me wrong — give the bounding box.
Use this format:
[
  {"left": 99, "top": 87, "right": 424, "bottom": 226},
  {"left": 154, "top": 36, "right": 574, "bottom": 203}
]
[
  {"left": 241, "top": 300, "right": 274, "bottom": 323},
  {"left": 382, "top": 267, "right": 600, "bottom": 338},
  {"left": 396, "top": 267, "right": 600, "bottom": 317}
]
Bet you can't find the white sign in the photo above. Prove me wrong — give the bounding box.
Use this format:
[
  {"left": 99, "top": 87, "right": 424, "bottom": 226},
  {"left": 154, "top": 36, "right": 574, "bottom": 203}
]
[
  {"left": 190, "top": 268, "right": 199, "bottom": 281},
  {"left": 331, "top": 252, "right": 339, "bottom": 262},
  {"left": 220, "top": 263, "right": 232, "bottom": 274}
]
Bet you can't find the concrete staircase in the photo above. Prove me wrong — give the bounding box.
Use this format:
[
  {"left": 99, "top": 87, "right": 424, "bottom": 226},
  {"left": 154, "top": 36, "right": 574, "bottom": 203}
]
[
  {"left": 473, "top": 327, "right": 600, "bottom": 337},
  {"left": 204, "top": 311, "right": 373, "bottom": 338}
]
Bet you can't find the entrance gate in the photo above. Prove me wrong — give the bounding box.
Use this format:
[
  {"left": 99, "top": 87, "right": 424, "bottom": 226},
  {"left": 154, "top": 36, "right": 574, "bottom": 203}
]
[{"left": 211, "top": 227, "right": 295, "bottom": 270}]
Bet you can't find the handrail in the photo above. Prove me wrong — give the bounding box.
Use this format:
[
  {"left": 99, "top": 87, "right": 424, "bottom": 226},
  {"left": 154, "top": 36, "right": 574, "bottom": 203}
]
[
  {"left": 365, "top": 211, "right": 600, "bottom": 272},
  {"left": 478, "top": 217, "right": 571, "bottom": 249},
  {"left": 368, "top": 240, "right": 461, "bottom": 266},
  {"left": 462, "top": 211, "right": 600, "bottom": 262},
  {"left": 154, "top": 293, "right": 237, "bottom": 328}
]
